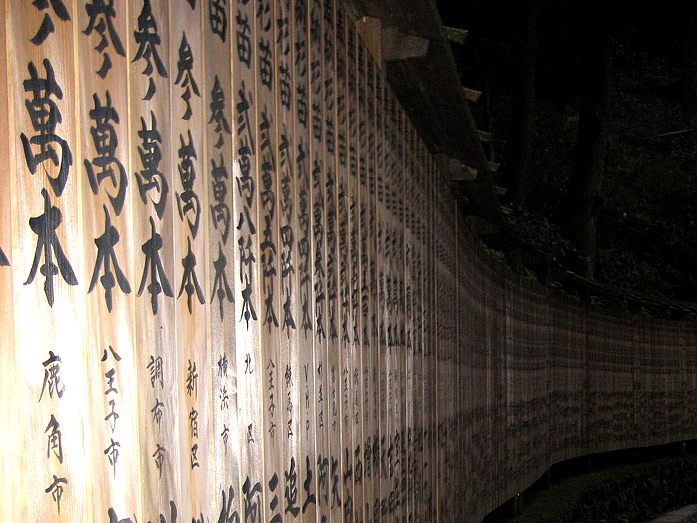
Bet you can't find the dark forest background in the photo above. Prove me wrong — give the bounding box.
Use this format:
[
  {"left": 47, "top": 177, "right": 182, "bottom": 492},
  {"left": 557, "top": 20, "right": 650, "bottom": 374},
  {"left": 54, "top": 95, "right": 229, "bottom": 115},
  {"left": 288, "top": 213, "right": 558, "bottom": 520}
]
[{"left": 436, "top": 0, "right": 697, "bottom": 304}]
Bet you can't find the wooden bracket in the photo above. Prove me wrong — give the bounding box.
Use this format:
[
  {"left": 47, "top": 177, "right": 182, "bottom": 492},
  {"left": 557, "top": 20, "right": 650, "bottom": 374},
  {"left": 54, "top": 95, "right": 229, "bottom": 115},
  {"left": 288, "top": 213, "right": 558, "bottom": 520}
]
[
  {"left": 355, "top": 16, "right": 383, "bottom": 64},
  {"left": 444, "top": 26, "right": 469, "bottom": 44},
  {"left": 464, "top": 88, "right": 482, "bottom": 103},
  {"left": 477, "top": 130, "right": 493, "bottom": 143},
  {"left": 435, "top": 153, "right": 478, "bottom": 182},
  {"left": 355, "top": 16, "right": 429, "bottom": 64},
  {"left": 381, "top": 25, "right": 429, "bottom": 62}
]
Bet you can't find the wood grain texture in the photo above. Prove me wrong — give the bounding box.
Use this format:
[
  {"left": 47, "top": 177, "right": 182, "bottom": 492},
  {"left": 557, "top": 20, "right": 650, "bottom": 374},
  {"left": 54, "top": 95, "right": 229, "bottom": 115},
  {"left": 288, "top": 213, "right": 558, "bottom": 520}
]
[
  {"left": 203, "top": 0, "right": 242, "bottom": 518},
  {"left": 77, "top": 0, "right": 141, "bottom": 519},
  {"left": 7, "top": 1, "right": 89, "bottom": 520}
]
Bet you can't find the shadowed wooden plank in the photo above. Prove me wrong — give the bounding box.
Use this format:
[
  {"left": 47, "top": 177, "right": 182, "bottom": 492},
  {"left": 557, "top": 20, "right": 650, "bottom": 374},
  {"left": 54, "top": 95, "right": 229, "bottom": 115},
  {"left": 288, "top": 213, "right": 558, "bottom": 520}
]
[
  {"left": 323, "top": 0, "right": 345, "bottom": 520},
  {"left": 0, "top": 2, "right": 20, "bottom": 519},
  {"left": 309, "top": 0, "right": 330, "bottom": 519},
  {"left": 231, "top": 0, "right": 264, "bottom": 519},
  {"left": 169, "top": 1, "right": 209, "bottom": 519},
  {"left": 202, "top": 0, "right": 242, "bottom": 518},
  {"left": 255, "top": 0, "right": 284, "bottom": 519},
  {"left": 292, "top": 0, "right": 319, "bottom": 520},
  {"left": 127, "top": 0, "right": 181, "bottom": 519},
  {"left": 335, "top": 5, "right": 355, "bottom": 519},
  {"left": 274, "top": 0, "right": 303, "bottom": 521}
]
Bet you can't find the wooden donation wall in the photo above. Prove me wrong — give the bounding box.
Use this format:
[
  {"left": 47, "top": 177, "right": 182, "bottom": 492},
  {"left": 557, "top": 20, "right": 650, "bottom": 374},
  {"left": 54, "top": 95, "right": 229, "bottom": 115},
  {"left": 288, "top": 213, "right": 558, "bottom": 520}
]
[{"left": 1, "top": 0, "right": 696, "bottom": 521}]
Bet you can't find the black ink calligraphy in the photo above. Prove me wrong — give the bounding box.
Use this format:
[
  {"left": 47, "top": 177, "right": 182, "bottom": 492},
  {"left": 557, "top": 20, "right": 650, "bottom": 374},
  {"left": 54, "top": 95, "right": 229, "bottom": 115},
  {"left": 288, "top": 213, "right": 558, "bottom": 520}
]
[
  {"left": 25, "top": 188, "right": 78, "bottom": 307},
  {"left": 21, "top": 59, "right": 73, "bottom": 198}
]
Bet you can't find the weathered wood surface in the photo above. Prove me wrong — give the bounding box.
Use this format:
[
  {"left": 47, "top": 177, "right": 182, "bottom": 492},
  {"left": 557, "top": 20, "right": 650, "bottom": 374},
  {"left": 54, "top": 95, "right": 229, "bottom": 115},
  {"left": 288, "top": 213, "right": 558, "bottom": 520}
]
[{"left": 1, "top": 1, "right": 697, "bottom": 522}]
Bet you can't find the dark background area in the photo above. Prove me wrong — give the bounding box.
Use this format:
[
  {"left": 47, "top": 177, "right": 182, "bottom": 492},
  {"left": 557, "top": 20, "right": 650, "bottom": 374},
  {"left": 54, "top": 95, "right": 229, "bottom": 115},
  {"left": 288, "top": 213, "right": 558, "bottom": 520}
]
[{"left": 436, "top": 0, "right": 697, "bottom": 305}]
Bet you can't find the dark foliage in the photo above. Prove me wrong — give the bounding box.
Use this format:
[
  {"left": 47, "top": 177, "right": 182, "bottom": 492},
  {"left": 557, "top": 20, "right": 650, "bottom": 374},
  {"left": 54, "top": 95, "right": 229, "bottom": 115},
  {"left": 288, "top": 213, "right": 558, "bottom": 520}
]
[{"left": 438, "top": 0, "right": 697, "bottom": 303}]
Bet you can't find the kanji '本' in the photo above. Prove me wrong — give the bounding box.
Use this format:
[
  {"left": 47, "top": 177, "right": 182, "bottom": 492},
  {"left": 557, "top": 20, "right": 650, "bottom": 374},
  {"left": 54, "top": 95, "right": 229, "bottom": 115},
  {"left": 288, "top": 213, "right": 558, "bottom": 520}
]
[
  {"left": 88, "top": 205, "right": 131, "bottom": 312},
  {"left": 25, "top": 188, "right": 78, "bottom": 307},
  {"left": 137, "top": 217, "right": 173, "bottom": 315}
]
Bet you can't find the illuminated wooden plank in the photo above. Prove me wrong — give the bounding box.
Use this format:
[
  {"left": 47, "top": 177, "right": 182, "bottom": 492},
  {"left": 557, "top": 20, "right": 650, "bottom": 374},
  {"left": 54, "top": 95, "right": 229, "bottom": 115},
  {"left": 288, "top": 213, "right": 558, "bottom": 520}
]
[
  {"left": 389, "top": 84, "right": 400, "bottom": 522},
  {"left": 203, "top": 0, "right": 242, "bottom": 519},
  {"left": 292, "top": 0, "right": 318, "bottom": 520},
  {"left": 394, "top": 98, "right": 406, "bottom": 523},
  {"left": 308, "top": 0, "right": 330, "bottom": 519},
  {"left": 322, "top": 0, "right": 344, "bottom": 521},
  {"left": 374, "top": 60, "right": 389, "bottom": 522},
  {"left": 7, "top": 1, "right": 88, "bottom": 519},
  {"left": 274, "top": 0, "right": 302, "bottom": 520},
  {"left": 364, "top": 48, "right": 380, "bottom": 523},
  {"left": 253, "top": 0, "right": 284, "bottom": 520},
  {"left": 403, "top": 116, "right": 414, "bottom": 522},
  {"left": 76, "top": 0, "right": 141, "bottom": 519},
  {"left": 335, "top": 4, "right": 354, "bottom": 520},
  {"left": 459, "top": 209, "right": 475, "bottom": 519},
  {"left": 357, "top": 33, "right": 374, "bottom": 523},
  {"left": 424, "top": 153, "right": 437, "bottom": 520},
  {"left": 127, "top": 0, "right": 181, "bottom": 519},
  {"left": 404, "top": 117, "right": 418, "bottom": 522},
  {"left": 383, "top": 81, "right": 398, "bottom": 521},
  {"left": 0, "top": 4, "right": 20, "bottom": 519},
  {"left": 347, "top": 18, "right": 365, "bottom": 522},
  {"left": 231, "top": 0, "right": 264, "bottom": 518},
  {"left": 455, "top": 207, "right": 466, "bottom": 518},
  {"left": 433, "top": 173, "right": 445, "bottom": 521},
  {"left": 445, "top": 183, "right": 458, "bottom": 520},
  {"left": 169, "top": 1, "right": 209, "bottom": 519},
  {"left": 413, "top": 131, "right": 428, "bottom": 521}
]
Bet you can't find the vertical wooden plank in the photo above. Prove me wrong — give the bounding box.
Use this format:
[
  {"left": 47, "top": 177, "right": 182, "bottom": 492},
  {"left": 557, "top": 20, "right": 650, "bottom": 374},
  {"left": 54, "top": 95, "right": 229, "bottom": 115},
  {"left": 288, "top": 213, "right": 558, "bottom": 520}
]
[
  {"left": 292, "top": 0, "right": 318, "bottom": 519},
  {"left": 170, "top": 1, "right": 209, "bottom": 519},
  {"left": 309, "top": 0, "right": 330, "bottom": 519},
  {"left": 433, "top": 170, "right": 442, "bottom": 522},
  {"left": 445, "top": 184, "right": 457, "bottom": 521},
  {"left": 412, "top": 131, "right": 427, "bottom": 523},
  {"left": 253, "top": 0, "right": 284, "bottom": 520},
  {"left": 374, "top": 59, "right": 388, "bottom": 523},
  {"left": 335, "top": 5, "right": 354, "bottom": 520},
  {"left": 403, "top": 116, "right": 414, "bottom": 523},
  {"left": 357, "top": 32, "right": 374, "bottom": 523},
  {"left": 128, "top": 0, "right": 180, "bottom": 519},
  {"left": 394, "top": 100, "right": 407, "bottom": 523},
  {"left": 204, "top": 0, "right": 242, "bottom": 518},
  {"left": 7, "top": 1, "right": 89, "bottom": 519},
  {"left": 336, "top": 4, "right": 353, "bottom": 521},
  {"left": 77, "top": 0, "right": 141, "bottom": 519},
  {"left": 425, "top": 153, "right": 437, "bottom": 521},
  {"left": 275, "top": 0, "right": 302, "bottom": 520},
  {"left": 347, "top": 17, "right": 365, "bottom": 523},
  {"left": 365, "top": 48, "right": 380, "bottom": 523},
  {"left": 456, "top": 204, "right": 467, "bottom": 519},
  {"left": 322, "top": 0, "right": 344, "bottom": 520},
  {"left": 232, "top": 0, "right": 266, "bottom": 517},
  {"left": 0, "top": 4, "right": 20, "bottom": 519},
  {"left": 382, "top": 81, "right": 395, "bottom": 521}
]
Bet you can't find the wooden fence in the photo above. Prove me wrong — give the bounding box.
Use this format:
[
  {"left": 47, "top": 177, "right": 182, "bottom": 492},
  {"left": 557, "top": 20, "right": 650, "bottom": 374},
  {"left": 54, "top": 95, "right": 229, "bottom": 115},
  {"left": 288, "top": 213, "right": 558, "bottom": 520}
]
[{"left": 1, "top": 0, "right": 696, "bottom": 521}]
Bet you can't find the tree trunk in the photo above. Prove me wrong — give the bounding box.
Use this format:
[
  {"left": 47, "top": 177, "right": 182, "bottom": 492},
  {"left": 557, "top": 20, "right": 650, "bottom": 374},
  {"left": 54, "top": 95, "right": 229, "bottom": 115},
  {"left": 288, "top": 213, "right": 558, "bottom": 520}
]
[
  {"left": 505, "top": 0, "right": 537, "bottom": 208},
  {"left": 566, "top": 10, "right": 611, "bottom": 279}
]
